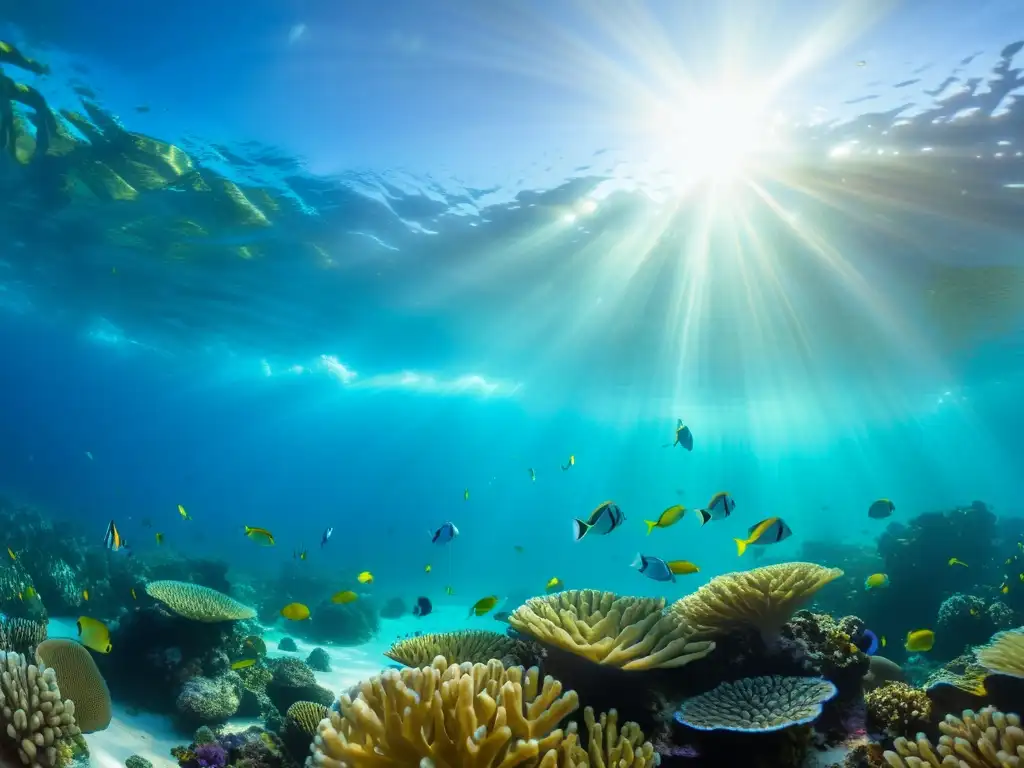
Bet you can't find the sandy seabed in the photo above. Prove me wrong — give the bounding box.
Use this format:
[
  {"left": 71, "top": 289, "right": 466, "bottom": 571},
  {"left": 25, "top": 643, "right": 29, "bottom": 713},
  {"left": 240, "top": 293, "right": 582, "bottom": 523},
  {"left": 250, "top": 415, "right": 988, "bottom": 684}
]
[{"left": 48, "top": 603, "right": 488, "bottom": 767}]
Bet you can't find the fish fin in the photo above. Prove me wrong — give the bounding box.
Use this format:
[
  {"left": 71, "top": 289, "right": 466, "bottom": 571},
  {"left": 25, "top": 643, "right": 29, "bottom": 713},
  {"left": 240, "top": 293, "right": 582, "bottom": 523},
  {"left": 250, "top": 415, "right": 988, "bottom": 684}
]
[
  {"left": 734, "top": 538, "right": 749, "bottom": 556},
  {"left": 631, "top": 552, "right": 644, "bottom": 570},
  {"left": 644, "top": 520, "right": 657, "bottom": 535},
  {"left": 571, "top": 519, "right": 589, "bottom": 541},
  {"left": 696, "top": 509, "right": 711, "bottom": 526}
]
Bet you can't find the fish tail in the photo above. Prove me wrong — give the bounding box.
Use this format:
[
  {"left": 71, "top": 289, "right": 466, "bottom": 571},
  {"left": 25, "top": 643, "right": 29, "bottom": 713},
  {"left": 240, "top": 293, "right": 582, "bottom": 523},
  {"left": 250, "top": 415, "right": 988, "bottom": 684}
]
[
  {"left": 571, "top": 519, "right": 590, "bottom": 541},
  {"left": 696, "top": 509, "right": 711, "bottom": 526},
  {"left": 734, "top": 537, "right": 749, "bottom": 556},
  {"left": 631, "top": 552, "right": 644, "bottom": 570},
  {"left": 644, "top": 520, "right": 657, "bottom": 535}
]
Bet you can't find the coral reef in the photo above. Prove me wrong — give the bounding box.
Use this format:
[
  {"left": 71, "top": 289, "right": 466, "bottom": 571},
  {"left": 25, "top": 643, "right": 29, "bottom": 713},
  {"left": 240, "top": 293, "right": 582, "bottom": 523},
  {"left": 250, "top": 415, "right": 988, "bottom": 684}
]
[
  {"left": 125, "top": 755, "right": 152, "bottom": 768},
  {"left": 292, "top": 599, "right": 378, "bottom": 646},
  {"left": 674, "top": 675, "right": 838, "bottom": 733},
  {"left": 975, "top": 627, "right": 1024, "bottom": 679},
  {"left": 0, "top": 617, "right": 48, "bottom": 656},
  {"left": 282, "top": 701, "right": 327, "bottom": 759},
  {"left": 34, "top": 639, "right": 112, "bottom": 733},
  {"left": 670, "top": 562, "right": 844, "bottom": 640},
  {"left": 864, "top": 682, "right": 931, "bottom": 737},
  {"left": 563, "top": 707, "right": 660, "bottom": 767},
  {"left": 779, "top": 611, "right": 870, "bottom": 697},
  {"left": 305, "top": 648, "right": 330, "bottom": 673},
  {"left": 278, "top": 638, "right": 297, "bottom": 652},
  {"left": 145, "top": 581, "right": 256, "bottom": 622},
  {"left": 265, "top": 658, "right": 333, "bottom": 714},
  {"left": 883, "top": 706, "right": 1023, "bottom": 766},
  {"left": 0, "top": 651, "right": 82, "bottom": 768},
  {"left": 175, "top": 674, "right": 242, "bottom": 726},
  {"left": 384, "top": 630, "right": 536, "bottom": 669},
  {"left": 934, "top": 593, "right": 991, "bottom": 657},
  {"left": 509, "top": 589, "right": 715, "bottom": 670}
]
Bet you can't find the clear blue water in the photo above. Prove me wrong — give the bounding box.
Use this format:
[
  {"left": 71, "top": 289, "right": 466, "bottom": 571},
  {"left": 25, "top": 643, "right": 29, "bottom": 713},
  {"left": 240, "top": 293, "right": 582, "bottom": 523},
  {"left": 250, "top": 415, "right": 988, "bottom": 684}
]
[{"left": 1, "top": 1, "right": 1023, "bottom": 610}]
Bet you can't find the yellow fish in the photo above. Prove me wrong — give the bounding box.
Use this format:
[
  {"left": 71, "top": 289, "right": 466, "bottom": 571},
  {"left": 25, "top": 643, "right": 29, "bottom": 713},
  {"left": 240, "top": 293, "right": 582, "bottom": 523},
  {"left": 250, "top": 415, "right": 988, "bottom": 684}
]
[
  {"left": 970, "top": 607, "right": 979, "bottom": 616},
  {"left": 424, "top": 564, "right": 432, "bottom": 573},
  {"left": 82, "top": 589, "right": 89, "bottom": 601},
  {"left": 667, "top": 560, "right": 700, "bottom": 575},
  {"left": 545, "top": 577, "right": 563, "bottom": 593},
  {"left": 332, "top": 590, "right": 358, "bottom": 604},
  {"left": 644, "top": 505, "right": 686, "bottom": 534},
  {"left": 357, "top": 571, "right": 373, "bottom": 584},
  {"left": 470, "top": 595, "right": 499, "bottom": 616},
  {"left": 280, "top": 602, "right": 310, "bottom": 621},
  {"left": 734, "top": 517, "right": 792, "bottom": 556},
  {"left": 155, "top": 532, "right": 164, "bottom": 545},
  {"left": 948, "top": 557, "right": 968, "bottom": 568},
  {"left": 130, "top": 588, "right": 137, "bottom": 601},
  {"left": 864, "top": 573, "right": 889, "bottom": 589},
  {"left": 6, "top": 548, "right": 15, "bottom": 561},
  {"left": 177, "top": 504, "right": 191, "bottom": 520},
  {"left": 24, "top": 586, "right": 35, "bottom": 600},
  {"left": 904, "top": 629, "right": 935, "bottom": 652},
  {"left": 1001, "top": 583, "right": 1010, "bottom": 594},
  {"left": 244, "top": 526, "right": 275, "bottom": 546},
  {"left": 231, "top": 658, "right": 257, "bottom": 670},
  {"left": 445, "top": 585, "right": 455, "bottom": 596},
  {"left": 77, "top": 616, "right": 111, "bottom": 653},
  {"left": 561, "top": 454, "right": 575, "bottom": 471},
  {"left": 464, "top": 488, "right": 470, "bottom": 501},
  {"left": 17, "top": 592, "right": 22, "bottom": 601}
]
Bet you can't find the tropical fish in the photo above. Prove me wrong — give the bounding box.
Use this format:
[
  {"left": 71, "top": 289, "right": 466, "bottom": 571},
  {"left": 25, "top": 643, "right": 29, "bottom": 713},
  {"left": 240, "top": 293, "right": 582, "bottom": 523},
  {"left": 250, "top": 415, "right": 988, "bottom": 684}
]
[
  {"left": 1001, "top": 583, "right": 1010, "bottom": 594},
  {"left": 82, "top": 589, "right": 89, "bottom": 601},
  {"left": 561, "top": 454, "right": 575, "bottom": 471},
  {"left": 244, "top": 526, "right": 275, "bottom": 546},
  {"left": 868, "top": 499, "right": 895, "bottom": 519},
  {"left": 948, "top": 557, "right": 968, "bottom": 568},
  {"left": 413, "top": 596, "right": 432, "bottom": 617},
  {"left": 734, "top": 517, "right": 792, "bottom": 556},
  {"left": 696, "top": 492, "right": 735, "bottom": 525},
  {"left": 545, "top": 577, "right": 563, "bottom": 593},
  {"left": 864, "top": 573, "right": 889, "bottom": 590},
  {"left": 231, "top": 659, "right": 257, "bottom": 670},
  {"left": 357, "top": 571, "right": 373, "bottom": 584},
  {"left": 23, "top": 586, "right": 36, "bottom": 600},
  {"left": 572, "top": 501, "right": 625, "bottom": 541},
  {"left": 464, "top": 488, "right": 470, "bottom": 501},
  {"left": 430, "top": 522, "right": 459, "bottom": 545},
  {"left": 77, "top": 617, "right": 111, "bottom": 653},
  {"left": 155, "top": 532, "right": 164, "bottom": 545},
  {"left": 6, "top": 548, "right": 14, "bottom": 561},
  {"left": 644, "top": 505, "right": 686, "bottom": 534},
  {"left": 424, "top": 564, "right": 432, "bottom": 573},
  {"left": 130, "top": 588, "right": 137, "bottom": 601},
  {"left": 177, "top": 504, "right": 191, "bottom": 520},
  {"left": 103, "top": 520, "right": 129, "bottom": 553},
  {"left": 294, "top": 549, "right": 308, "bottom": 561},
  {"left": 528, "top": 468, "right": 536, "bottom": 482},
  {"left": 858, "top": 629, "right": 885, "bottom": 655},
  {"left": 280, "top": 603, "right": 311, "bottom": 621},
  {"left": 331, "top": 590, "right": 358, "bottom": 604},
  {"left": 666, "top": 560, "right": 700, "bottom": 575},
  {"left": 663, "top": 420, "right": 693, "bottom": 451},
  {"left": 632, "top": 553, "right": 676, "bottom": 582},
  {"left": 970, "top": 607, "right": 979, "bottom": 616},
  {"left": 905, "top": 629, "right": 935, "bottom": 652},
  {"left": 321, "top": 527, "right": 333, "bottom": 547},
  {"left": 445, "top": 585, "right": 455, "bottom": 595},
  {"left": 470, "top": 596, "right": 499, "bottom": 616}
]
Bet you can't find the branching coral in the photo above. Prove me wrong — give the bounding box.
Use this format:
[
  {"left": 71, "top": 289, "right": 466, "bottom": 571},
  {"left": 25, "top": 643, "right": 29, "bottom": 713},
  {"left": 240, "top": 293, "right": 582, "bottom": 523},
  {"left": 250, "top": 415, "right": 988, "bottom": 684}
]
[
  {"left": 882, "top": 706, "right": 1023, "bottom": 767},
  {"left": 975, "top": 628, "right": 1024, "bottom": 679},
  {"left": 34, "top": 639, "right": 112, "bottom": 733},
  {"left": 0, "top": 651, "right": 82, "bottom": 768},
  {"left": 865, "top": 682, "right": 931, "bottom": 737},
  {"left": 0, "top": 618, "right": 48, "bottom": 655},
  {"left": 145, "top": 581, "right": 256, "bottom": 622},
  {"left": 509, "top": 590, "right": 714, "bottom": 670},
  {"left": 673, "top": 675, "right": 837, "bottom": 733},
  {"left": 384, "top": 630, "right": 535, "bottom": 669},
  {"left": 559, "top": 707, "right": 659, "bottom": 767},
  {"left": 669, "top": 563, "right": 844, "bottom": 640}
]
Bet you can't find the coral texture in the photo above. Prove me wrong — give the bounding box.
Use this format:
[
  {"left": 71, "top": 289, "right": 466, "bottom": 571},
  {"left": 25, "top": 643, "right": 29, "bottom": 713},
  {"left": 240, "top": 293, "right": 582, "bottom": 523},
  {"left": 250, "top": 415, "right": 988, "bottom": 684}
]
[
  {"left": 34, "top": 639, "right": 112, "bottom": 733},
  {"left": 175, "top": 674, "right": 242, "bottom": 725},
  {"left": 266, "top": 658, "right": 333, "bottom": 714},
  {"left": 562, "top": 707, "right": 659, "bottom": 767},
  {"left": 145, "top": 581, "right": 256, "bottom": 622},
  {"left": 865, "top": 682, "right": 931, "bottom": 737},
  {"left": 975, "top": 628, "right": 1024, "bottom": 679},
  {"left": 0, "top": 651, "right": 81, "bottom": 768},
  {"left": 674, "top": 675, "right": 838, "bottom": 733},
  {"left": 0, "top": 618, "right": 48, "bottom": 656},
  {"left": 924, "top": 654, "right": 989, "bottom": 697},
  {"left": 286, "top": 701, "right": 328, "bottom": 735},
  {"left": 509, "top": 589, "right": 714, "bottom": 670},
  {"left": 384, "top": 630, "right": 534, "bottom": 669},
  {"left": 882, "top": 706, "right": 1023, "bottom": 766},
  {"left": 125, "top": 755, "right": 153, "bottom": 768},
  {"left": 670, "top": 563, "right": 844, "bottom": 639}
]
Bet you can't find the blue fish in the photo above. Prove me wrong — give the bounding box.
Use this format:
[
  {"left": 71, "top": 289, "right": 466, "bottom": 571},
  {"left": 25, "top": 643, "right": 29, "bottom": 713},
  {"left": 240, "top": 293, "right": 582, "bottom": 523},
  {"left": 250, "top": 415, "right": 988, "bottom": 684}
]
[
  {"left": 321, "top": 526, "right": 333, "bottom": 547},
  {"left": 572, "top": 501, "right": 625, "bottom": 541},
  {"left": 858, "top": 629, "right": 885, "bottom": 656},
  {"left": 663, "top": 419, "right": 693, "bottom": 451},
  {"left": 430, "top": 521, "right": 459, "bottom": 545},
  {"left": 632, "top": 553, "right": 675, "bottom": 582}
]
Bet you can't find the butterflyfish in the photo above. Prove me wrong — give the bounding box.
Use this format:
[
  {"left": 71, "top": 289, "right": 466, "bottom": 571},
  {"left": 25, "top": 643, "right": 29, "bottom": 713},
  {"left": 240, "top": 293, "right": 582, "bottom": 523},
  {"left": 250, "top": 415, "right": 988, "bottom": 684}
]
[
  {"left": 430, "top": 522, "right": 459, "bottom": 545},
  {"left": 864, "top": 573, "right": 889, "bottom": 589},
  {"left": 905, "top": 629, "right": 935, "bottom": 652},
  {"left": 244, "top": 526, "right": 275, "bottom": 546},
  {"left": 470, "top": 595, "right": 499, "bottom": 616},
  {"left": 696, "top": 492, "right": 735, "bottom": 525},
  {"left": 572, "top": 501, "right": 625, "bottom": 541},
  {"left": 357, "top": 571, "right": 373, "bottom": 584},
  {"left": 868, "top": 499, "right": 895, "bottom": 519},
  {"left": 77, "top": 616, "right": 112, "bottom": 653},
  {"left": 331, "top": 590, "right": 358, "bottom": 604},
  {"left": 734, "top": 517, "right": 792, "bottom": 556},
  {"left": 644, "top": 505, "right": 686, "bottom": 534},
  {"left": 561, "top": 454, "right": 575, "bottom": 471},
  {"left": 280, "top": 602, "right": 310, "bottom": 621}
]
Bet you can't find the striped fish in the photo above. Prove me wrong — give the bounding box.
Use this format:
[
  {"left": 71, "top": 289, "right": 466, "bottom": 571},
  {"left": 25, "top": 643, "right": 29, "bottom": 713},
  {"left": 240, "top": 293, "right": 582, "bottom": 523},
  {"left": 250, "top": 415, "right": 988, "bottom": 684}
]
[{"left": 103, "top": 519, "right": 129, "bottom": 552}]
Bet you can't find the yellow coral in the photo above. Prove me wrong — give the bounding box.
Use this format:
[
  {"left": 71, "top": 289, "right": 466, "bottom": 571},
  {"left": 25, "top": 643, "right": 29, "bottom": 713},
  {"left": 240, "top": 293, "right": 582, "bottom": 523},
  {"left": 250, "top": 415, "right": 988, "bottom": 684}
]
[
  {"left": 558, "top": 707, "right": 658, "bottom": 767},
  {"left": 924, "top": 654, "right": 989, "bottom": 697},
  {"left": 865, "top": 682, "right": 931, "bottom": 738},
  {"left": 384, "top": 631, "right": 532, "bottom": 669},
  {"left": 975, "top": 628, "right": 1024, "bottom": 680},
  {"left": 509, "top": 589, "right": 714, "bottom": 670},
  {"left": 285, "top": 701, "right": 328, "bottom": 735},
  {"left": 310, "top": 655, "right": 579, "bottom": 767},
  {"left": 883, "top": 706, "right": 1024, "bottom": 767},
  {"left": 34, "top": 640, "right": 111, "bottom": 734},
  {"left": 669, "top": 562, "right": 843, "bottom": 639},
  {"left": 0, "top": 651, "right": 81, "bottom": 768},
  {"left": 145, "top": 581, "right": 256, "bottom": 622}
]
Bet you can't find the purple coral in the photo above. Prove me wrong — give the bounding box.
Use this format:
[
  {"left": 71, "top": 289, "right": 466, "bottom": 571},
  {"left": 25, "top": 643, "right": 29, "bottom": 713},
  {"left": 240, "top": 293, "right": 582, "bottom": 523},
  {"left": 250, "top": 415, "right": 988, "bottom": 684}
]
[{"left": 195, "top": 744, "right": 227, "bottom": 768}]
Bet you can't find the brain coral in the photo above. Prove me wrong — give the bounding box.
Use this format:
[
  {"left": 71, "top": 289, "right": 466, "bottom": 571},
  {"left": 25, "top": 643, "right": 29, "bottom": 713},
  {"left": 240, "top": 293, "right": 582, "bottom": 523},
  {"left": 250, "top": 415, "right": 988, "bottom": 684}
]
[
  {"left": 975, "top": 627, "right": 1024, "bottom": 679},
  {"left": 509, "top": 589, "right": 715, "bottom": 670},
  {"left": 34, "top": 639, "right": 112, "bottom": 733},
  {"left": 883, "top": 706, "right": 1023, "bottom": 766},
  {"left": 670, "top": 562, "right": 843, "bottom": 639},
  {"left": 0, "top": 651, "right": 81, "bottom": 768},
  {"left": 674, "top": 675, "right": 838, "bottom": 733},
  {"left": 384, "top": 630, "right": 534, "bottom": 669},
  {"left": 145, "top": 581, "right": 256, "bottom": 622}
]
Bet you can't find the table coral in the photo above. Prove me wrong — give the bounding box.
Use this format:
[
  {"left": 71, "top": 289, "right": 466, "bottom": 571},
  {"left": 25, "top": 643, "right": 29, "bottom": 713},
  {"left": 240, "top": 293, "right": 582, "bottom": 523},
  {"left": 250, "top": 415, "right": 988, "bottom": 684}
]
[
  {"left": 145, "top": 581, "right": 255, "bottom": 622},
  {"left": 384, "top": 630, "right": 536, "bottom": 669},
  {"left": 674, "top": 675, "right": 838, "bottom": 733}
]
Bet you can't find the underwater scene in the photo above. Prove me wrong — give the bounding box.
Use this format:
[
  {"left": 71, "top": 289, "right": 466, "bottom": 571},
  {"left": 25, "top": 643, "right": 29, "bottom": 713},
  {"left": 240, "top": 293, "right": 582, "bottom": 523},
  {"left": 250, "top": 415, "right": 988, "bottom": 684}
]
[{"left": 2, "top": 2, "right": 1024, "bottom": 767}]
